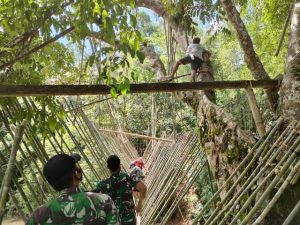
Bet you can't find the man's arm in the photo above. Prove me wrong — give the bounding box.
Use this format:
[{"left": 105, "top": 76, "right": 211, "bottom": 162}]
[{"left": 134, "top": 181, "right": 147, "bottom": 213}]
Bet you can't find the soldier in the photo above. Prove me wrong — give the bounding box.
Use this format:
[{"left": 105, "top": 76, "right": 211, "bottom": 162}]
[
  {"left": 26, "top": 153, "right": 120, "bottom": 225},
  {"left": 95, "top": 155, "right": 147, "bottom": 225}
]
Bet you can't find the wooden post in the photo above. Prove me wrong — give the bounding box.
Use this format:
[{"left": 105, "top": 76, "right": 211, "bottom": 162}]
[
  {"left": 0, "top": 120, "right": 26, "bottom": 223},
  {"left": 245, "top": 86, "right": 266, "bottom": 137}
]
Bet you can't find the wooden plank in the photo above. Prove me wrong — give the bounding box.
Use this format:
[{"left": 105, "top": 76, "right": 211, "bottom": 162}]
[{"left": 0, "top": 80, "right": 280, "bottom": 96}]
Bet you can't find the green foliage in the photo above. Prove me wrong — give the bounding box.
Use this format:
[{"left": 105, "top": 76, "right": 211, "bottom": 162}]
[
  {"left": 0, "top": 0, "right": 142, "bottom": 89},
  {"left": 0, "top": 97, "right": 66, "bottom": 139}
]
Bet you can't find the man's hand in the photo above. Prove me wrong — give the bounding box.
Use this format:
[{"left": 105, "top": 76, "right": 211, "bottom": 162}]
[{"left": 135, "top": 203, "right": 143, "bottom": 213}]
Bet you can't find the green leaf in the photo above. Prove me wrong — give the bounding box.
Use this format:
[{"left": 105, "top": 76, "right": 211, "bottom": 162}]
[
  {"left": 110, "top": 87, "right": 118, "bottom": 98},
  {"left": 48, "top": 117, "right": 57, "bottom": 132},
  {"left": 130, "top": 14, "right": 137, "bottom": 27},
  {"left": 136, "top": 51, "right": 145, "bottom": 63},
  {"left": 128, "top": 0, "right": 135, "bottom": 8},
  {"left": 93, "top": 2, "right": 101, "bottom": 15},
  {"left": 105, "top": 18, "right": 115, "bottom": 43},
  {"left": 102, "top": 9, "right": 108, "bottom": 20}
]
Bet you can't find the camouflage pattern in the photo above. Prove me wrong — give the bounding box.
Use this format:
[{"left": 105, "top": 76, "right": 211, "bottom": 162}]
[
  {"left": 26, "top": 186, "right": 120, "bottom": 225},
  {"left": 96, "top": 172, "right": 138, "bottom": 225},
  {"left": 129, "top": 166, "right": 144, "bottom": 181}
]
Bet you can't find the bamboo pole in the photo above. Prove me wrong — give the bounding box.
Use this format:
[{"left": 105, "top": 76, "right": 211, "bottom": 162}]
[
  {"left": 148, "top": 141, "right": 200, "bottom": 224},
  {"left": 218, "top": 122, "right": 298, "bottom": 225},
  {"left": 0, "top": 152, "right": 33, "bottom": 213},
  {"left": 253, "top": 159, "right": 300, "bottom": 224},
  {"left": 97, "top": 128, "right": 173, "bottom": 142},
  {"left": 245, "top": 86, "right": 266, "bottom": 136},
  {"left": 274, "top": 2, "right": 294, "bottom": 56},
  {"left": 228, "top": 124, "right": 300, "bottom": 224},
  {"left": 238, "top": 134, "right": 300, "bottom": 225},
  {"left": 0, "top": 120, "right": 26, "bottom": 223},
  {"left": 192, "top": 118, "right": 283, "bottom": 225},
  {"left": 282, "top": 199, "right": 300, "bottom": 225}
]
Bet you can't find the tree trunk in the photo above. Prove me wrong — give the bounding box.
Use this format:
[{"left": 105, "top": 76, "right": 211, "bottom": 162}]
[
  {"left": 140, "top": 25, "right": 256, "bottom": 190},
  {"left": 280, "top": 1, "right": 300, "bottom": 121},
  {"left": 174, "top": 55, "right": 255, "bottom": 194},
  {"left": 220, "top": 0, "right": 279, "bottom": 111}
]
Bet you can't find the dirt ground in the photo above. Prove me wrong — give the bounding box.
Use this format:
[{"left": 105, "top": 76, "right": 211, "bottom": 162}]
[{"left": 2, "top": 218, "right": 24, "bottom": 225}]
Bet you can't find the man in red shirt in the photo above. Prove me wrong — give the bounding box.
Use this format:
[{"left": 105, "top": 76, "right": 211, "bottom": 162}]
[{"left": 134, "top": 157, "right": 145, "bottom": 170}]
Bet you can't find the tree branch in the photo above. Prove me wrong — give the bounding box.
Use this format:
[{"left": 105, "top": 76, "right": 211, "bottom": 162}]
[
  {"left": 140, "top": 44, "right": 167, "bottom": 78},
  {"left": 0, "top": 27, "right": 74, "bottom": 71}
]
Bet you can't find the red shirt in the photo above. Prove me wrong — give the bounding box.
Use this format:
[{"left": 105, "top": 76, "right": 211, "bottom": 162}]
[{"left": 134, "top": 160, "right": 144, "bottom": 170}]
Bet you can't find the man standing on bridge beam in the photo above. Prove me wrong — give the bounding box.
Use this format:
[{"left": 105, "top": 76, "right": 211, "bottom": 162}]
[
  {"left": 170, "top": 37, "right": 209, "bottom": 82},
  {"left": 95, "top": 155, "right": 147, "bottom": 225}
]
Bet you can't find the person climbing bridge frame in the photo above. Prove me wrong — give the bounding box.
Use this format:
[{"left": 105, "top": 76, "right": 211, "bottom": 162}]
[
  {"left": 26, "top": 153, "right": 120, "bottom": 225},
  {"left": 170, "top": 37, "right": 209, "bottom": 82},
  {"left": 129, "top": 161, "right": 144, "bottom": 181},
  {"left": 95, "top": 155, "right": 147, "bottom": 225}
]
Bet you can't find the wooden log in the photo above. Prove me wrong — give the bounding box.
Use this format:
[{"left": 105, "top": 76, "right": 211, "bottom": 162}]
[
  {"left": 0, "top": 80, "right": 280, "bottom": 96},
  {"left": 245, "top": 86, "right": 266, "bottom": 137}
]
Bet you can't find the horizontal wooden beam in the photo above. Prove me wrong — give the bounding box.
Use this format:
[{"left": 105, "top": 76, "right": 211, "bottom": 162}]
[
  {"left": 0, "top": 80, "right": 280, "bottom": 96},
  {"left": 97, "top": 128, "right": 173, "bottom": 142}
]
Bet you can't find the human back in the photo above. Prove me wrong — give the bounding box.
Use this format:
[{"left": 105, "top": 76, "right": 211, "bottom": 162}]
[
  {"left": 186, "top": 43, "right": 204, "bottom": 60},
  {"left": 95, "top": 155, "right": 147, "bottom": 225},
  {"left": 96, "top": 171, "right": 137, "bottom": 225}
]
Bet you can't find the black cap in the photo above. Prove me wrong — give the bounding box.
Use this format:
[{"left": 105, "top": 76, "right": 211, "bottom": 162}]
[{"left": 43, "top": 153, "right": 81, "bottom": 184}]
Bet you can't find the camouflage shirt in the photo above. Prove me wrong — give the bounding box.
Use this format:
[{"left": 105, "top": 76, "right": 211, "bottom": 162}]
[
  {"left": 26, "top": 186, "right": 120, "bottom": 225},
  {"left": 96, "top": 172, "right": 138, "bottom": 225},
  {"left": 129, "top": 166, "right": 144, "bottom": 182}
]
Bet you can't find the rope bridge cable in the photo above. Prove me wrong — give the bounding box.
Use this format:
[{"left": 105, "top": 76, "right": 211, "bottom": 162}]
[{"left": 191, "top": 118, "right": 300, "bottom": 225}]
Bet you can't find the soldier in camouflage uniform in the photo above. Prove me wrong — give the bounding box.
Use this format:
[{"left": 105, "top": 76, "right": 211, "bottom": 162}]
[
  {"left": 95, "top": 155, "right": 147, "bottom": 225},
  {"left": 26, "top": 153, "right": 120, "bottom": 225}
]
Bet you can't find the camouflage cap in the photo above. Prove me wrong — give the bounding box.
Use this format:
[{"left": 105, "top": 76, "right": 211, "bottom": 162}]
[{"left": 43, "top": 153, "right": 81, "bottom": 184}]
